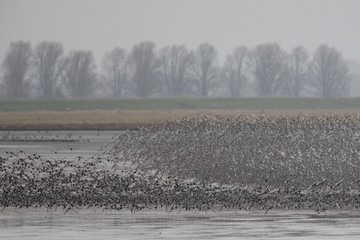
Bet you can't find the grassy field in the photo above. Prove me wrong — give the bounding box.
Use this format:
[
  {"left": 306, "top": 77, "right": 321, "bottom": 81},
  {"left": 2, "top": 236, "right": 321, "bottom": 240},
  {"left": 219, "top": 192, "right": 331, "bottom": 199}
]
[
  {"left": 0, "top": 98, "right": 359, "bottom": 130},
  {"left": 1, "top": 97, "right": 360, "bottom": 112}
]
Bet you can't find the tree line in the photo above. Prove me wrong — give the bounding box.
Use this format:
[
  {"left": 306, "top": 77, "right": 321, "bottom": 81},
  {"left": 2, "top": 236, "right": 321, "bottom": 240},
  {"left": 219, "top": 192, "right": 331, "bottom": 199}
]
[{"left": 0, "top": 40, "right": 352, "bottom": 99}]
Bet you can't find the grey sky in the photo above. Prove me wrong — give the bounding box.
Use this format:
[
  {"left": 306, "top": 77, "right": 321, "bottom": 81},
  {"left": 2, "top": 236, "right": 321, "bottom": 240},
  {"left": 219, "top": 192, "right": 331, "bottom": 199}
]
[{"left": 0, "top": 0, "right": 359, "bottom": 63}]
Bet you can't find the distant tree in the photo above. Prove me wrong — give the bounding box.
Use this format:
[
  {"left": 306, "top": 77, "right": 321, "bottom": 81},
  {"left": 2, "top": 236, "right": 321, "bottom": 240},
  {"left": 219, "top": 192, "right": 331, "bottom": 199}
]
[
  {"left": 62, "top": 50, "right": 97, "bottom": 98},
  {"left": 159, "top": 45, "right": 192, "bottom": 96},
  {"left": 347, "top": 60, "right": 360, "bottom": 96},
  {"left": 1, "top": 41, "right": 32, "bottom": 98},
  {"left": 249, "top": 43, "right": 287, "bottom": 96},
  {"left": 33, "top": 41, "right": 65, "bottom": 99},
  {"left": 223, "top": 46, "right": 248, "bottom": 97},
  {"left": 283, "top": 46, "right": 309, "bottom": 97},
  {"left": 190, "top": 43, "right": 218, "bottom": 97},
  {"left": 0, "top": 55, "right": 3, "bottom": 98},
  {"left": 310, "top": 45, "right": 350, "bottom": 97},
  {"left": 102, "top": 47, "right": 127, "bottom": 98},
  {"left": 128, "top": 41, "right": 159, "bottom": 97}
]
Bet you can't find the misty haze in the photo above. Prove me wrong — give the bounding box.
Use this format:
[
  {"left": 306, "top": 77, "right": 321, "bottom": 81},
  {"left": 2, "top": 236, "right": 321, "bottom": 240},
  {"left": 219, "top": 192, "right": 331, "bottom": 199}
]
[{"left": 1, "top": 0, "right": 360, "bottom": 239}]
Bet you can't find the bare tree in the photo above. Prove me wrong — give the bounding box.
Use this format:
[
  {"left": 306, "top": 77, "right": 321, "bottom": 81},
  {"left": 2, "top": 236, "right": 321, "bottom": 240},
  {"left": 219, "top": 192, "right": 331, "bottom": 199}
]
[
  {"left": 128, "top": 41, "right": 159, "bottom": 97},
  {"left": 249, "top": 43, "right": 287, "bottom": 96},
  {"left": 62, "top": 50, "right": 97, "bottom": 98},
  {"left": 102, "top": 47, "right": 127, "bottom": 98},
  {"left": 1, "top": 41, "right": 32, "bottom": 98},
  {"left": 33, "top": 41, "right": 65, "bottom": 99},
  {"left": 0, "top": 55, "right": 3, "bottom": 98},
  {"left": 190, "top": 43, "right": 218, "bottom": 97},
  {"left": 282, "top": 46, "right": 309, "bottom": 97},
  {"left": 310, "top": 45, "right": 350, "bottom": 97},
  {"left": 159, "top": 45, "right": 192, "bottom": 97},
  {"left": 223, "top": 46, "right": 248, "bottom": 97}
]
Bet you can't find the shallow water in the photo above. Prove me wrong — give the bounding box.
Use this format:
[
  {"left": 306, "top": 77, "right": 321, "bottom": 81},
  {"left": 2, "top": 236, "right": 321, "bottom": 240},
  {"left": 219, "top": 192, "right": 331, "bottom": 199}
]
[
  {"left": 1, "top": 131, "right": 360, "bottom": 239},
  {"left": 0, "top": 130, "right": 119, "bottom": 160},
  {"left": 1, "top": 208, "right": 360, "bottom": 239}
]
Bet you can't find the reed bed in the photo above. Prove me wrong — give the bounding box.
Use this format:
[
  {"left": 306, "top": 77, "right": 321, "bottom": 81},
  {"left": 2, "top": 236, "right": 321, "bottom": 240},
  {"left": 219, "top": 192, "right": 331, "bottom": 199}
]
[{"left": 0, "top": 109, "right": 358, "bottom": 130}]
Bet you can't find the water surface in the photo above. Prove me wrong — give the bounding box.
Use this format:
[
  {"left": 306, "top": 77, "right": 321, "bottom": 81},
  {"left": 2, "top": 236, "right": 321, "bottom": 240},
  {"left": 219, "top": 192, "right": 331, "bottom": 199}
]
[{"left": 1, "top": 208, "right": 360, "bottom": 239}]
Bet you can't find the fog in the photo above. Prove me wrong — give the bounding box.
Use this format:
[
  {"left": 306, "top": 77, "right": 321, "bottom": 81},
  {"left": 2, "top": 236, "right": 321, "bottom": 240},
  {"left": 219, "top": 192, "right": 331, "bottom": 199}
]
[
  {"left": 1, "top": 0, "right": 360, "bottom": 99},
  {"left": 2, "top": 3, "right": 360, "bottom": 238},
  {"left": 1, "top": 0, "right": 360, "bottom": 63}
]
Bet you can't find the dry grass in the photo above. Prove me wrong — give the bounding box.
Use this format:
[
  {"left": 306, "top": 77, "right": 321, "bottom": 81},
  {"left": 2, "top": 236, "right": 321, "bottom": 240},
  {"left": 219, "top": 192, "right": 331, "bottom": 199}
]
[{"left": 0, "top": 109, "right": 359, "bottom": 130}]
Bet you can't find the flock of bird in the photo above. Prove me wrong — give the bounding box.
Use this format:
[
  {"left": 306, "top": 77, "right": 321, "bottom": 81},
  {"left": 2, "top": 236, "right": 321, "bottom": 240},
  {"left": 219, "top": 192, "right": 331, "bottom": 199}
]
[
  {"left": 112, "top": 114, "right": 360, "bottom": 187},
  {"left": 1, "top": 114, "right": 360, "bottom": 213},
  {"left": 0, "top": 131, "right": 84, "bottom": 142}
]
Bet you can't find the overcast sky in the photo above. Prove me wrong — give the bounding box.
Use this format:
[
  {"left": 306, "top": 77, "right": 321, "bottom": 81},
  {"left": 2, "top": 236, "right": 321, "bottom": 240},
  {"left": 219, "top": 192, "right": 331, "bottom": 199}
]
[{"left": 0, "top": 0, "right": 359, "bottom": 63}]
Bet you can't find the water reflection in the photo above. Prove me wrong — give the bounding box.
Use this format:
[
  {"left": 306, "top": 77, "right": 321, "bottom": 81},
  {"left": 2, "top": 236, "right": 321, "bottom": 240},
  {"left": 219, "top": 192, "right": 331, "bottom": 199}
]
[
  {"left": 1, "top": 209, "right": 360, "bottom": 239},
  {"left": 0, "top": 130, "right": 119, "bottom": 160}
]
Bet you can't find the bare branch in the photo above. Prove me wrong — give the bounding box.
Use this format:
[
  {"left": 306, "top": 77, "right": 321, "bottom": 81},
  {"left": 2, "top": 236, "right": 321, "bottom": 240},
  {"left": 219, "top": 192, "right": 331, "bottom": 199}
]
[
  {"left": 62, "top": 50, "right": 97, "bottom": 98},
  {"left": 128, "top": 41, "right": 159, "bottom": 97},
  {"left": 223, "top": 46, "right": 248, "bottom": 97},
  {"left": 1, "top": 41, "right": 32, "bottom": 98},
  {"left": 310, "top": 45, "right": 350, "bottom": 97},
  {"left": 283, "top": 46, "right": 309, "bottom": 97},
  {"left": 249, "top": 43, "right": 287, "bottom": 97},
  {"left": 102, "top": 47, "right": 127, "bottom": 98},
  {"left": 159, "top": 45, "right": 192, "bottom": 97},
  {"left": 190, "top": 43, "right": 218, "bottom": 97},
  {"left": 33, "top": 41, "right": 65, "bottom": 99}
]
